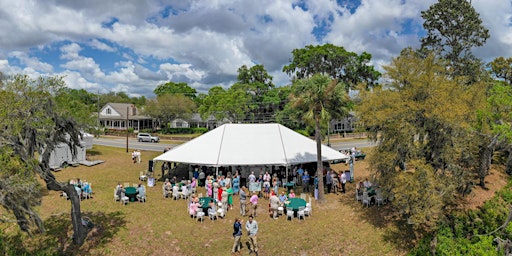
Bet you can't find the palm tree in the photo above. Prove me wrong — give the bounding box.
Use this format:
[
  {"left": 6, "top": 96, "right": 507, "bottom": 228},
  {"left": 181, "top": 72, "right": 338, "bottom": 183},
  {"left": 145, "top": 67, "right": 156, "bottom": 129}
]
[{"left": 289, "top": 74, "right": 351, "bottom": 203}]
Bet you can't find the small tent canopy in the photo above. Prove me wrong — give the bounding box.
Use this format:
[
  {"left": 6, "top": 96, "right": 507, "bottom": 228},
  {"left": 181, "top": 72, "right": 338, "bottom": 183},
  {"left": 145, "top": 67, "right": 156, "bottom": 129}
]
[{"left": 153, "top": 123, "right": 349, "bottom": 166}]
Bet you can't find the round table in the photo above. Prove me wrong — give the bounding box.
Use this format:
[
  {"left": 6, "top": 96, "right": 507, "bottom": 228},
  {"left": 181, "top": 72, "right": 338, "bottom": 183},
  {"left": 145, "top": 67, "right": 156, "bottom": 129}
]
[
  {"left": 198, "top": 197, "right": 216, "bottom": 212},
  {"left": 284, "top": 182, "right": 295, "bottom": 193},
  {"left": 285, "top": 198, "right": 306, "bottom": 211},
  {"left": 125, "top": 187, "right": 137, "bottom": 202}
]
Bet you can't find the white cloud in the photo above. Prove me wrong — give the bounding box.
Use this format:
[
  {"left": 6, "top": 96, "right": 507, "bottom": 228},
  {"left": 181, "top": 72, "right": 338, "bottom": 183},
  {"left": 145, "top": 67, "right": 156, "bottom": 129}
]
[
  {"left": 0, "top": 0, "right": 510, "bottom": 98},
  {"left": 88, "top": 39, "right": 116, "bottom": 52},
  {"left": 8, "top": 51, "right": 53, "bottom": 73}
]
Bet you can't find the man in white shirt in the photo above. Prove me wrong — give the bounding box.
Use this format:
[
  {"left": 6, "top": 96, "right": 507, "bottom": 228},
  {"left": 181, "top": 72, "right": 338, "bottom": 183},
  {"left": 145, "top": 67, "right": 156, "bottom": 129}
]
[
  {"left": 363, "top": 178, "right": 372, "bottom": 189},
  {"left": 340, "top": 172, "right": 347, "bottom": 194}
]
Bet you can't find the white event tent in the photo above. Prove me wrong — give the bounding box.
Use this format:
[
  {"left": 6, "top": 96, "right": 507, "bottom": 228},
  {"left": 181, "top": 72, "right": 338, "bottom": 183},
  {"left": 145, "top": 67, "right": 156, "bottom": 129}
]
[{"left": 153, "top": 123, "right": 349, "bottom": 167}]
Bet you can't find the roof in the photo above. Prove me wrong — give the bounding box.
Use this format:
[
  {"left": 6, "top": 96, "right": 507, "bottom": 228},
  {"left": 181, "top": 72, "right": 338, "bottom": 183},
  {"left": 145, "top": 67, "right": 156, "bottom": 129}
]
[
  {"left": 153, "top": 123, "right": 349, "bottom": 166},
  {"left": 100, "top": 103, "right": 151, "bottom": 120}
]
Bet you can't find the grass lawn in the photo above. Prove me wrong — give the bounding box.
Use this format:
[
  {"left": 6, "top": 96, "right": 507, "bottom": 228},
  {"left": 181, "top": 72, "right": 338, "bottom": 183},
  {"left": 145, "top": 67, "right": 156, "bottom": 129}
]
[{"left": 33, "top": 145, "right": 412, "bottom": 255}]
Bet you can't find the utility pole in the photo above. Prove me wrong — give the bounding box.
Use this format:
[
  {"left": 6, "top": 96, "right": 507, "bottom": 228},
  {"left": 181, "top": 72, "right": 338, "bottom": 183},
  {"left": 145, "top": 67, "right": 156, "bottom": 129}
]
[
  {"left": 96, "top": 90, "right": 100, "bottom": 138},
  {"left": 126, "top": 106, "right": 129, "bottom": 153}
]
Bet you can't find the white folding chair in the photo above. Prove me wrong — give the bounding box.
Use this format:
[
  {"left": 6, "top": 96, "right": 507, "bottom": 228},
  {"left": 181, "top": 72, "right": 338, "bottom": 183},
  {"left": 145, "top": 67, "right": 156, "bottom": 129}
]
[
  {"left": 376, "top": 190, "right": 384, "bottom": 206},
  {"left": 172, "top": 186, "right": 180, "bottom": 200},
  {"left": 297, "top": 206, "right": 306, "bottom": 220},
  {"left": 196, "top": 208, "right": 205, "bottom": 222},
  {"left": 139, "top": 171, "right": 147, "bottom": 181},
  {"left": 300, "top": 193, "right": 306, "bottom": 200},
  {"left": 286, "top": 207, "right": 294, "bottom": 221},
  {"left": 277, "top": 206, "right": 284, "bottom": 215},
  {"left": 356, "top": 189, "right": 362, "bottom": 201},
  {"left": 120, "top": 192, "right": 129, "bottom": 205},
  {"left": 113, "top": 189, "right": 120, "bottom": 202},
  {"left": 362, "top": 192, "right": 370, "bottom": 208}
]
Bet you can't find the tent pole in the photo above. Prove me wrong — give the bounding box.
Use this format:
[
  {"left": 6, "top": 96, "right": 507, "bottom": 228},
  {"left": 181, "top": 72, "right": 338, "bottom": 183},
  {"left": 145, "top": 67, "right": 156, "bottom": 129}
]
[
  {"left": 285, "top": 165, "right": 288, "bottom": 185},
  {"left": 216, "top": 166, "right": 218, "bottom": 177}
]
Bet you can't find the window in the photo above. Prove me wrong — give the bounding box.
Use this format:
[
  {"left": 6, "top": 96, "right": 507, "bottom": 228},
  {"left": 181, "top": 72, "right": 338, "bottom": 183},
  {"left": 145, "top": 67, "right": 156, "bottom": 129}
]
[
  {"left": 106, "top": 108, "right": 111, "bottom": 115},
  {"left": 175, "top": 121, "right": 182, "bottom": 128}
]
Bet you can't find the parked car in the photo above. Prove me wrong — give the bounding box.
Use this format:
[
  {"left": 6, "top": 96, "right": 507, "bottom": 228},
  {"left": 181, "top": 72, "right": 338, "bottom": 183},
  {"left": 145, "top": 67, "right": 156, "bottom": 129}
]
[{"left": 137, "top": 133, "right": 160, "bottom": 143}]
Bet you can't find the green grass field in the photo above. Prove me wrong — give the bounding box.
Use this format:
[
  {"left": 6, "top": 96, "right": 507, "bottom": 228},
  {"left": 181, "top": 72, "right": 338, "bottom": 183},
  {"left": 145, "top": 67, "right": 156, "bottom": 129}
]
[{"left": 31, "top": 145, "right": 412, "bottom": 255}]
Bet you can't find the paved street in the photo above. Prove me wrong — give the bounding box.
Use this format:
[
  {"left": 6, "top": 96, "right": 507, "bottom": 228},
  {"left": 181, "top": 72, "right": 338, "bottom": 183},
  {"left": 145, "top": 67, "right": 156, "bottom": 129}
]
[{"left": 93, "top": 137, "right": 375, "bottom": 152}]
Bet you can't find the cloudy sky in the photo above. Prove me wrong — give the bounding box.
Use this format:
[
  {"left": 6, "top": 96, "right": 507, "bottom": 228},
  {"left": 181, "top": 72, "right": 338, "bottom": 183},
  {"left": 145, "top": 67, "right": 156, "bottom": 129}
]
[{"left": 0, "top": 0, "right": 511, "bottom": 97}]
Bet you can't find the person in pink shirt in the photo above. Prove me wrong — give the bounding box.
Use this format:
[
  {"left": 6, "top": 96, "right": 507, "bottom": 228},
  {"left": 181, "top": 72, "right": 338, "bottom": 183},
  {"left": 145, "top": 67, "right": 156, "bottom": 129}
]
[
  {"left": 250, "top": 192, "right": 259, "bottom": 217},
  {"left": 288, "top": 189, "right": 296, "bottom": 198}
]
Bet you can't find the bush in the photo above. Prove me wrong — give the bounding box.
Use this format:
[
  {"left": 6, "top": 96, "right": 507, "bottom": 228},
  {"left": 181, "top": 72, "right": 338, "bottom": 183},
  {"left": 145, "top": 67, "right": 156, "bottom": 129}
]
[
  {"left": 161, "top": 127, "right": 208, "bottom": 134},
  {"left": 410, "top": 179, "right": 512, "bottom": 255}
]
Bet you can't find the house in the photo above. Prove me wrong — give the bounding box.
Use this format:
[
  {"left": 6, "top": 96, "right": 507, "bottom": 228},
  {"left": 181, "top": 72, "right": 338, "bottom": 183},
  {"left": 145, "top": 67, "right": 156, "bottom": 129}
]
[
  {"left": 329, "top": 113, "right": 357, "bottom": 133},
  {"left": 169, "top": 113, "right": 226, "bottom": 130},
  {"left": 99, "top": 103, "right": 154, "bottom": 131}
]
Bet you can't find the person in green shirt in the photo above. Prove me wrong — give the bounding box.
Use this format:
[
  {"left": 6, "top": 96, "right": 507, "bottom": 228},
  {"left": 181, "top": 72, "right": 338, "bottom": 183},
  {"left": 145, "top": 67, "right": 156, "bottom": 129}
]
[{"left": 226, "top": 184, "right": 234, "bottom": 210}]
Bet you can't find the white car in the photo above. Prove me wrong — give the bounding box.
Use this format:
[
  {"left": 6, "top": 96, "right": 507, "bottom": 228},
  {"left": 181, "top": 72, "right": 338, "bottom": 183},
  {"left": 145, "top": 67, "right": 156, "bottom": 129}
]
[{"left": 137, "top": 133, "right": 160, "bottom": 143}]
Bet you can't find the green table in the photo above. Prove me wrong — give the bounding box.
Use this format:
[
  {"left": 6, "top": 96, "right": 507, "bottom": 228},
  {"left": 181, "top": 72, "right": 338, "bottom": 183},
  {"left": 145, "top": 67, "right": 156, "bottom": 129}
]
[
  {"left": 366, "top": 187, "right": 376, "bottom": 197},
  {"left": 198, "top": 197, "right": 216, "bottom": 212},
  {"left": 125, "top": 187, "right": 137, "bottom": 202},
  {"left": 284, "top": 198, "right": 306, "bottom": 211},
  {"left": 284, "top": 182, "right": 295, "bottom": 193}
]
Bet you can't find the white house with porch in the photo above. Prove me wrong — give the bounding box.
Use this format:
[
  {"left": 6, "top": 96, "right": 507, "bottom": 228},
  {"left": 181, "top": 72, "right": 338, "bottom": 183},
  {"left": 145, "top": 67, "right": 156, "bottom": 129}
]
[{"left": 99, "top": 103, "right": 154, "bottom": 131}]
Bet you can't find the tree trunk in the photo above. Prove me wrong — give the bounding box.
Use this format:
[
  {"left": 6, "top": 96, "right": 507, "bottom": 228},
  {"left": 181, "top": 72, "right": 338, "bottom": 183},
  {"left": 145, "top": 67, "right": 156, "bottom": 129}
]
[
  {"left": 315, "top": 117, "right": 326, "bottom": 203},
  {"left": 38, "top": 162, "right": 87, "bottom": 245},
  {"left": 478, "top": 135, "right": 498, "bottom": 188},
  {"left": 505, "top": 146, "right": 512, "bottom": 175}
]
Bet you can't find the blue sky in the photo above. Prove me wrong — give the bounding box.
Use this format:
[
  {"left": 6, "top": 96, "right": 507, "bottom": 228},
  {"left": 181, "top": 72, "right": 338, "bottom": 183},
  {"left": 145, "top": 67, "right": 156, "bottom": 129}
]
[{"left": 0, "top": 0, "right": 511, "bottom": 97}]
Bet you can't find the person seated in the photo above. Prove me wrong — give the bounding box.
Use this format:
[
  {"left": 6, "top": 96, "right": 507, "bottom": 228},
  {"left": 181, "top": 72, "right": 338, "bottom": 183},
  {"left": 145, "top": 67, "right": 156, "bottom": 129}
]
[
  {"left": 82, "top": 181, "right": 92, "bottom": 198},
  {"left": 188, "top": 198, "right": 200, "bottom": 218},
  {"left": 356, "top": 181, "right": 364, "bottom": 195},
  {"left": 164, "top": 178, "right": 172, "bottom": 191},
  {"left": 136, "top": 183, "right": 146, "bottom": 202},
  {"left": 181, "top": 185, "right": 189, "bottom": 198},
  {"left": 207, "top": 201, "right": 217, "bottom": 220},
  {"left": 363, "top": 178, "right": 372, "bottom": 189},
  {"left": 278, "top": 191, "right": 288, "bottom": 204},
  {"left": 170, "top": 176, "right": 177, "bottom": 185},
  {"left": 288, "top": 189, "right": 296, "bottom": 198},
  {"left": 75, "top": 185, "right": 82, "bottom": 199}
]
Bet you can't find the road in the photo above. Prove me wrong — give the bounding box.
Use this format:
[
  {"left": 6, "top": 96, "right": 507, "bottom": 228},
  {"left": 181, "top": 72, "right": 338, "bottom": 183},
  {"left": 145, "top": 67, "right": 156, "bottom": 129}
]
[{"left": 93, "top": 137, "right": 376, "bottom": 152}]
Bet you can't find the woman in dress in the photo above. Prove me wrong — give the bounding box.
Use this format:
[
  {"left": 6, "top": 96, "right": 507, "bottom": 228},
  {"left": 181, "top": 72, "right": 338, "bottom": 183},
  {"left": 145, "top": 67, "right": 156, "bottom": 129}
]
[
  {"left": 226, "top": 184, "right": 234, "bottom": 210},
  {"left": 206, "top": 177, "right": 213, "bottom": 198},
  {"left": 232, "top": 173, "right": 240, "bottom": 195}
]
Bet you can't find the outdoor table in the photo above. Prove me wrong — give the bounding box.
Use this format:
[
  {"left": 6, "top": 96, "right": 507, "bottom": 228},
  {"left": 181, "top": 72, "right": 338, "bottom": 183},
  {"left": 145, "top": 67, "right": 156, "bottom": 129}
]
[
  {"left": 198, "top": 197, "right": 216, "bottom": 212},
  {"left": 125, "top": 187, "right": 137, "bottom": 202},
  {"left": 366, "top": 187, "right": 376, "bottom": 197},
  {"left": 284, "top": 197, "right": 306, "bottom": 211},
  {"left": 284, "top": 182, "right": 295, "bottom": 193}
]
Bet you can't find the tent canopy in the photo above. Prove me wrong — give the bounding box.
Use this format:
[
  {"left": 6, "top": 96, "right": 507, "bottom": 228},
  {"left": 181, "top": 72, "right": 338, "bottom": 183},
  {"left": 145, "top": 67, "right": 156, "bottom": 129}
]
[{"left": 153, "top": 123, "right": 349, "bottom": 167}]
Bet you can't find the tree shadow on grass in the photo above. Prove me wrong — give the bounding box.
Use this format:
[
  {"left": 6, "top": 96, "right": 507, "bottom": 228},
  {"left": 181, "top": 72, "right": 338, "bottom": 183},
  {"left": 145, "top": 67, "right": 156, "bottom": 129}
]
[
  {"left": 43, "top": 211, "right": 127, "bottom": 255},
  {"left": 339, "top": 197, "right": 417, "bottom": 252}
]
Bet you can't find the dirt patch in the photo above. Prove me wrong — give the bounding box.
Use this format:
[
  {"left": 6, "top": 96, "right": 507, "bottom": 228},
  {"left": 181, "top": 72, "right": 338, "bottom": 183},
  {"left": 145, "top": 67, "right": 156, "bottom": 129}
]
[{"left": 463, "top": 165, "right": 508, "bottom": 210}]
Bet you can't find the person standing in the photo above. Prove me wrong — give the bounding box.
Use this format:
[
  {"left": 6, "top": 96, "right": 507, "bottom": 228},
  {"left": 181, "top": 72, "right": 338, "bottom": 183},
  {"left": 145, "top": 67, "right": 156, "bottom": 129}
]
[
  {"left": 232, "top": 218, "right": 243, "bottom": 255},
  {"left": 250, "top": 192, "right": 258, "bottom": 217},
  {"left": 297, "top": 165, "right": 304, "bottom": 186},
  {"left": 269, "top": 192, "right": 280, "bottom": 219},
  {"left": 326, "top": 169, "right": 332, "bottom": 194},
  {"left": 245, "top": 215, "right": 259, "bottom": 255},
  {"left": 340, "top": 171, "right": 347, "bottom": 194},
  {"left": 240, "top": 186, "right": 247, "bottom": 216},
  {"left": 302, "top": 171, "right": 310, "bottom": 193}
]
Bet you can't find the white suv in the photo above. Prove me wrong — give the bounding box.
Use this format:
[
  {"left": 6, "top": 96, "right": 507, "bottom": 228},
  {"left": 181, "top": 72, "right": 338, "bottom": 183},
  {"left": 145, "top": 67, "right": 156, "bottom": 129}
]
[{"left": 137, "top": 133, "right": 160, "bottom": 143}]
